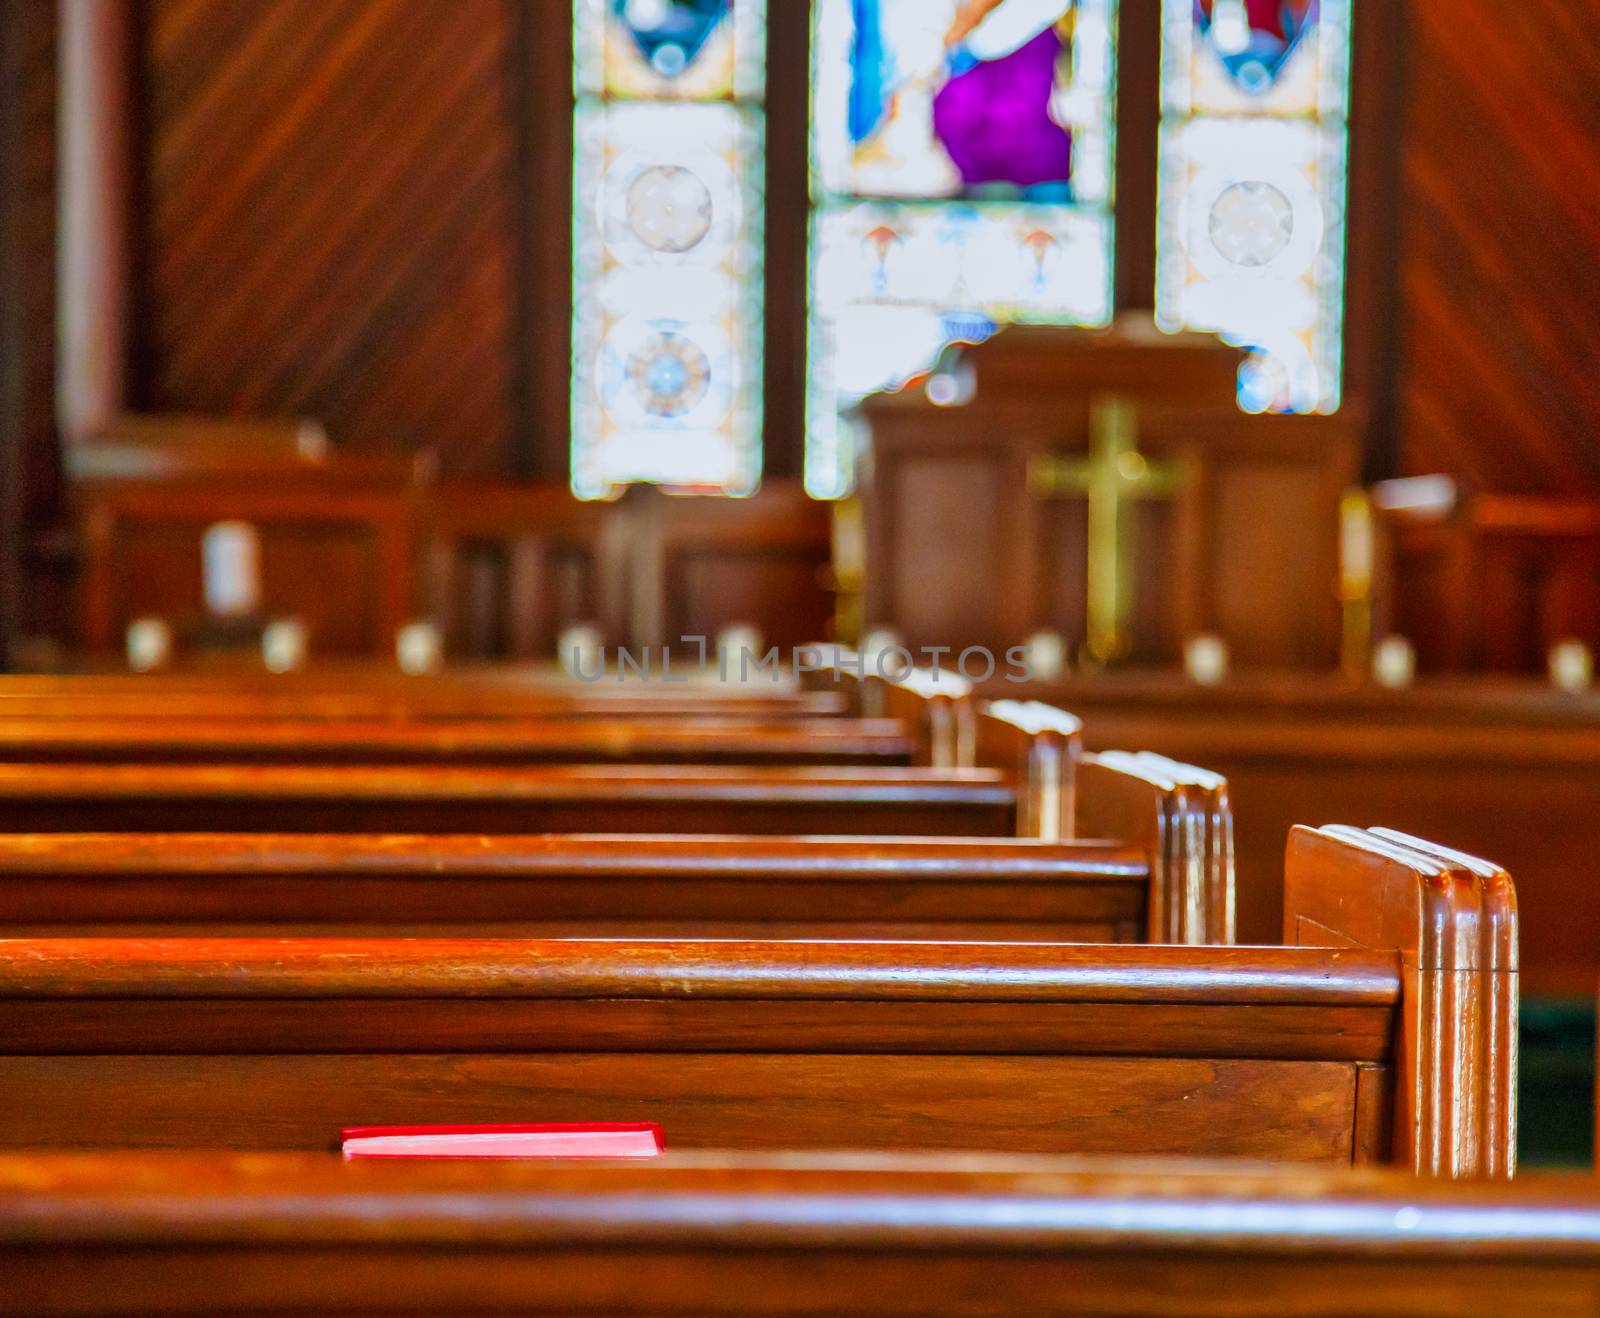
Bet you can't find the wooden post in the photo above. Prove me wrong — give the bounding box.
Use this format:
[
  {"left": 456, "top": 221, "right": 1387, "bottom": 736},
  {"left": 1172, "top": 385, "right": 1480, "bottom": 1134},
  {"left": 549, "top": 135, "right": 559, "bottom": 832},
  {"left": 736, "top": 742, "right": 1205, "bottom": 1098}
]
[{"left": 55, "top": 0, "right": 131, "bottom": 448}]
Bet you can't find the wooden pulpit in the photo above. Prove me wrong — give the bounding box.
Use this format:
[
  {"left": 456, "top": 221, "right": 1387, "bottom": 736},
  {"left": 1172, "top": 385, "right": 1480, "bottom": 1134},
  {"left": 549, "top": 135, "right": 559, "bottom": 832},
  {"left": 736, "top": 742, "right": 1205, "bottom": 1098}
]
[{"left": 857, "top": 319, "right": 1361, "bottom": 669}]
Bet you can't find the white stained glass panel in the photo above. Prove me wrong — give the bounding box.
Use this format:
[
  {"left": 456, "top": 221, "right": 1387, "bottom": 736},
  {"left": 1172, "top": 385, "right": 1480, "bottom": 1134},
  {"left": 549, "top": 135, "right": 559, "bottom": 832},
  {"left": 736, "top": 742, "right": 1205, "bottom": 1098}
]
[
  {"left": 807, "top": 0, "right": 1118, "bottom": 498},
  {"left": 572, "top": 101, "right": 764, "bottom": 497},
  {"left": 575, "top": 0, "right": 766, "bottom": 101},
  {"left": 1156, "top": 0, "right": 1350, "bottom": 414}
]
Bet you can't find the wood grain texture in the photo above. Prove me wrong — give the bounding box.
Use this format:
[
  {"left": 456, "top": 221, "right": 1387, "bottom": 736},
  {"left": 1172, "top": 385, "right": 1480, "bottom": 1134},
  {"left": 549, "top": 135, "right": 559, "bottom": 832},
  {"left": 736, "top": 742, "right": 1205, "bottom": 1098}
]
[
  {"left": 0, "top": 937, "right": 1396, "bottom": 1161},
  {"left": 0, "top": 833, "right": 1155, "bottom": 944},
  {"left": 9, "top": 1153, "right": 1600, "bottom": 1316},
  {"left": 134, "top": 0, "right": 520, "bottom": 476},
  {"left": 1396, "top": 0, "right": 1600, "bottom": 493},
  {"left": 1285, "top": 826, "right": 1518, "bottom": 1178},
  {"left": 0, "top": 762, "right": 1019, "bottom": 835},
  {"left": 985, "top": 669, "right": 1600, "bottom": 995},
  {"left": 0, "top": 715, "right": 915, "bottom": 766}
]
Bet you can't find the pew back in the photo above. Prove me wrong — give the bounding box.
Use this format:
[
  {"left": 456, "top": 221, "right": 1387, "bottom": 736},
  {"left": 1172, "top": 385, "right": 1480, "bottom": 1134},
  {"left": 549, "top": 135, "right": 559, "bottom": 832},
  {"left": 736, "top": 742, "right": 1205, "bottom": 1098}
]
[
  {"left": 0, "top": 936, "right": 1401, "bottom": 1164},
  {"left": 0, "top": 764, "right": 1019, "bottom": 835},
  {"left": 0, "top": 834, "right": 1154, "bottom": 942},
  {"left": 4, "top": 1153, "right": 1595, "bottom": 1317}
]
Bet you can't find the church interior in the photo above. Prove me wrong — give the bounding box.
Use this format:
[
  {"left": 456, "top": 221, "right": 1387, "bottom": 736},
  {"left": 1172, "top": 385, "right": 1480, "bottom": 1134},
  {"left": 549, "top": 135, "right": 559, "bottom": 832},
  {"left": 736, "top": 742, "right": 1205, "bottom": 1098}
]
[{"left": 3, "top": 0, "right": 1600, "bottom": 1310}]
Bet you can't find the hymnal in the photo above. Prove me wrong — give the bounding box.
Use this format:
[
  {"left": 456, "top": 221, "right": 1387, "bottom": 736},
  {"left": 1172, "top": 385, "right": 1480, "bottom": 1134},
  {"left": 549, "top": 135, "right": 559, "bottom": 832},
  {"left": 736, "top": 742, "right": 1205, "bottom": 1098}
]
[{"left": 340, "top": 1123, "right": 664, "bottom": 1159}]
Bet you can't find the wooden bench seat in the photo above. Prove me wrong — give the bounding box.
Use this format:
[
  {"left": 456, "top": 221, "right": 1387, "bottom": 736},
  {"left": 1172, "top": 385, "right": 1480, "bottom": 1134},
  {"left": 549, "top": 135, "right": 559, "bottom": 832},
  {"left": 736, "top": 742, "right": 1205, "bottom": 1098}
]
[
  {"left": 0, "top": 833, "right": 1161, "bottom": 942},
  {"left": 0, "top": 678, "right": 851, "bottom": 723},
  {"left": 0, "top": 763, "right": 1019, "bottom": 834},
  {"left": 0, "top": 826, "right": 1516, "bottom": 1176},
  {"left": 0, "top": 716, "right": 915, "bottom": 766},
  {"left": 2, "top": 1152, "right": 1592, "bottom": 1317}
]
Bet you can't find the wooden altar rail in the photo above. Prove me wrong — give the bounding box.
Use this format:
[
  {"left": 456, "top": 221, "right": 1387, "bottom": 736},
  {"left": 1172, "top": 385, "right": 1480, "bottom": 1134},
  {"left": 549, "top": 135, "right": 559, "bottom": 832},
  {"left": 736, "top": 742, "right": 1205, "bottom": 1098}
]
[{"left": 1373, "top": 485, "right": 1600, "bottom": 674}]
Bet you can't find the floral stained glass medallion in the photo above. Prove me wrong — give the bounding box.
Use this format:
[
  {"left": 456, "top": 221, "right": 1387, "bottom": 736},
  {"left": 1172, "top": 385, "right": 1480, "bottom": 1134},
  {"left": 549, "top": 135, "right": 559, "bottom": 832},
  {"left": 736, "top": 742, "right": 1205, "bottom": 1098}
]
[
  {"left": 808, "top": 0, "right": 1119, "bottom": 499},
  {"left": 571, "top": 0, "right": 767, "bottom": 497},
  {"left": 1156, "top": 0, "right": 1351, "bottom": 414}
]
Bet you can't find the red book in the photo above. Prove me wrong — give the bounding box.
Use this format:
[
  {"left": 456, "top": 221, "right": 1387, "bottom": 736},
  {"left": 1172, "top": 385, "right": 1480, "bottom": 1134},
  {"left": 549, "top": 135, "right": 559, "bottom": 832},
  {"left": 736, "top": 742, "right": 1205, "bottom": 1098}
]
[{"left": 340, "top": 1123, "right": 664, "bottom": 1160}]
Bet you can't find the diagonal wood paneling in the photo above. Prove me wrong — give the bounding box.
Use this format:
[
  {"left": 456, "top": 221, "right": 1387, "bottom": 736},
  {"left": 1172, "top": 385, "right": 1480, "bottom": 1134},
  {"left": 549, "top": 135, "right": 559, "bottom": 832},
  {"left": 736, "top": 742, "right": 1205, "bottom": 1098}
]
[
  {"left": 1397, "top": 0, "right": 1600, "bottom": 493},
  {"left": 135, "top": 0, "right": 521, "bottom": 477}
]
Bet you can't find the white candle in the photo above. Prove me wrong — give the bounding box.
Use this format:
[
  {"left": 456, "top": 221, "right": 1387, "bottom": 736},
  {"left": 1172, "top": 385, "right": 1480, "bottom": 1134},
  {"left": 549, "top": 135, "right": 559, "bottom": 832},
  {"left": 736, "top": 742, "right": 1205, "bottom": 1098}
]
[
  {"left": 1024, "top": 629, "right": 1068, "bottom": 682},
  {"left": 395, "top": 621, "right": 443, "bottom": 676},
  {"left": 261, "top": 618, "right": 307, "bottom": 674},
  {"left": 860, "top": 627, "right": 909, "bottom": 681},
  {"left": 1372, "top": 635, "right": 1416, "bottom": 689},
  {"left": 1183, "top": 633, "right": 1229, "bottom": 687},
  {"left": 559, "top": 624, "right": 605, "bottom": 680},
  {"left": 717, "top": 624, "right": 763, "bottom": 678},
  {"left": 125, "top": 618, "right": 172, "bottom": 673},
  {"left": 1549, "top": 640, "right": 1593, "bottom": 694},
  {"left": 201, "top": 521, "right": 262, "bottom": 619}
]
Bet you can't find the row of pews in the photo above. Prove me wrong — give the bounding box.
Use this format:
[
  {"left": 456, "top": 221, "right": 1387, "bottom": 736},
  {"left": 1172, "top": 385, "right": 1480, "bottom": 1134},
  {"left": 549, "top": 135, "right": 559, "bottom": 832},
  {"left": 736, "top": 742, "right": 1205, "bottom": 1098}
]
[{"left": 0, "top": 661, "right": 1594, "bottom": 1314}]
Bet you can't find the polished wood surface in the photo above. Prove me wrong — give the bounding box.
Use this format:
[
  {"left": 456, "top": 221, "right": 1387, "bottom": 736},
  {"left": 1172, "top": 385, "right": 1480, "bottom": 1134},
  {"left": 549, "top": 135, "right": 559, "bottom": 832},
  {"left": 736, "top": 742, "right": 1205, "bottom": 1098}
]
[
  {"left": 0, "top": 668, "right": 849, "bottom": 720},
  {"left": 986, "top": 670, "right": 1600, "bottom": 995},
  {"left": 0, "top": 935, "right": 1399, "bottom": 1163},
  {"left": 5, "top": 1153, "right": 1598, "bottom": 1317},
  {"left": 76, "top": 477, "right": 833, "bottom": 660},
  {"left": 78, "top": 479, "right": 417, "bottom": 655},
  {"left": 0, "top": 762, "right": 1018, "bottom": 835},
  {"left": 1397, "top": 2, "right": 1600, "bottom": 495},
  {"left": 859, "top": 324, "right": 1360, "bottom": 668},
  {"left": 1378, "top": 489, "right": 1600, "bottom": 673},
  {"left": 0, "top": 833, "right": 1154, "bottom": 943},
  {"left": 0, "top": 715, "right": 914, "bottom": 765},
  {"left": 1286, "top": 826, "right": 1518, "bottom": 1179},
  {"left": 0, "top": 820, "right": 1518, "bottom": 1177}
]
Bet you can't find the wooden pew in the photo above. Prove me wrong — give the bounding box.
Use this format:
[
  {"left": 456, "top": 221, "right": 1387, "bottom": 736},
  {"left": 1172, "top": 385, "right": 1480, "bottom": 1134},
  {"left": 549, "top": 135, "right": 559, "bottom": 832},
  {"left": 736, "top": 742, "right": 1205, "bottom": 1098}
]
[
  {"left": 0, "top": 763, "right": 1019, "bottom": 835},
  {"left": 3, "top": 1153, "right": 1593, "bottom": 1317},
  {"left": 0, "top": 827, "right": 1516, "bottom": 1176},
  {"left": 0, "top": 670, "right": 851, "bottom": 721},
  {"left": 0, "top": 715, "right": 915, "bottom": 766},
  {"left": 0, "top": 834, "right": 1162, "bottom": 942}
]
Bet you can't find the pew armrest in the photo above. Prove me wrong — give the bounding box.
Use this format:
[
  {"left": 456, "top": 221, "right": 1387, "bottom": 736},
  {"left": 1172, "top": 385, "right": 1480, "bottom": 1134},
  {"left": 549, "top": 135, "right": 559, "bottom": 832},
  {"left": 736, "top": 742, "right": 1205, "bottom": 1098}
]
[
  {"left": 977, "top": 702, "right": 1082, "bottom": 842},
  {"left": 1284, "top": 826, "right": 1518, "bottom": 1180}
]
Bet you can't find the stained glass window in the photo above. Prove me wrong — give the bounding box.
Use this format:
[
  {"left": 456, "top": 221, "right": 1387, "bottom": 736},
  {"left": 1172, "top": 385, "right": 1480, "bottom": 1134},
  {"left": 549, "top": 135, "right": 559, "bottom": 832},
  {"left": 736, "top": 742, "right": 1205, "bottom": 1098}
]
[
  {"left": 570, "top": 0, "right": 767, "bottom": 498},
  {"left": 807, "top": 0, "right": 1119, "bottom": 498},
  {"left": 1156, "top": 0, "right": 1351, "bottom": 414}
]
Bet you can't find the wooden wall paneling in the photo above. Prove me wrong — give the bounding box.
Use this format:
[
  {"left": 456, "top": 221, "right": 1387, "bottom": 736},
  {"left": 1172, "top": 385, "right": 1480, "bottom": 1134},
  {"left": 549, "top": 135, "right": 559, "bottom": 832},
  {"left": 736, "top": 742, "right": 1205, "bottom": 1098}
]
[
  {"left": 1395, "top": 0, "right": 1600, "bottom": 493},
  {"left": 424, "top": 483, "right": 608, "bottom": 658},
  {"left": 759, "top": 0, "right": 810, "bottom": 480},
  {"left": 657, "top": 483, "right": 833, "bottom": 654},
  {"left": 1, "top": 2, "right": 62, "bottom": 664},
  {"left": 1343, "top": 0, "right": 1409, "bottom": 482},
  {"left": 55, "top": 0, "right": 130, "bottom": 449},
  {"left": 1112, "top": 0, "right": 1159, "bottom": 313},
  {"left": 0, "top": 1, "right": 24, "bottom": 669},
  {"left": 514, "top": 0, "right": 573, "bottom": 480},
  {"left": 131, "top": 0, "right": 522, "bottom": 478}
]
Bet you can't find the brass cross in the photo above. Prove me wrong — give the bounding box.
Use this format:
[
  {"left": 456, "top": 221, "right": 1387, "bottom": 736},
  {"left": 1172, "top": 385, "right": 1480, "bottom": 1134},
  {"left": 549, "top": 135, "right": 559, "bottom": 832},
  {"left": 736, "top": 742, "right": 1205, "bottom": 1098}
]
[{"left": 1027, "top": 397, "right": 1185, "bottom": 665}]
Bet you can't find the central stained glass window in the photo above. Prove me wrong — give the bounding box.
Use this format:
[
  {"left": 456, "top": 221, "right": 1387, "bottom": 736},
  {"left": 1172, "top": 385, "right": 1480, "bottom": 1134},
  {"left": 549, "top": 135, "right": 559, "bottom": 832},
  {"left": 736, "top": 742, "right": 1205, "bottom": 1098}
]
[
  {"left": 807, "top": 0, "right": 1119, "bottom": 498},
  {"left": 571, "top": 0, "right": 767, "bottom": 498}
]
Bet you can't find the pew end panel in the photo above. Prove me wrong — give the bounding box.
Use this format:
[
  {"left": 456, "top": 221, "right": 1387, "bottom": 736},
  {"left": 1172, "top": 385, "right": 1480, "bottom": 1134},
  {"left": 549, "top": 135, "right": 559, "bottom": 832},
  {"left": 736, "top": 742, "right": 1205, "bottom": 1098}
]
[
  {"left": 1285, "top": 826, "right": 1518, "bottom": 1179},
  {"left": 977, "top": 701, "right": 1082, "bottom": 842}
]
